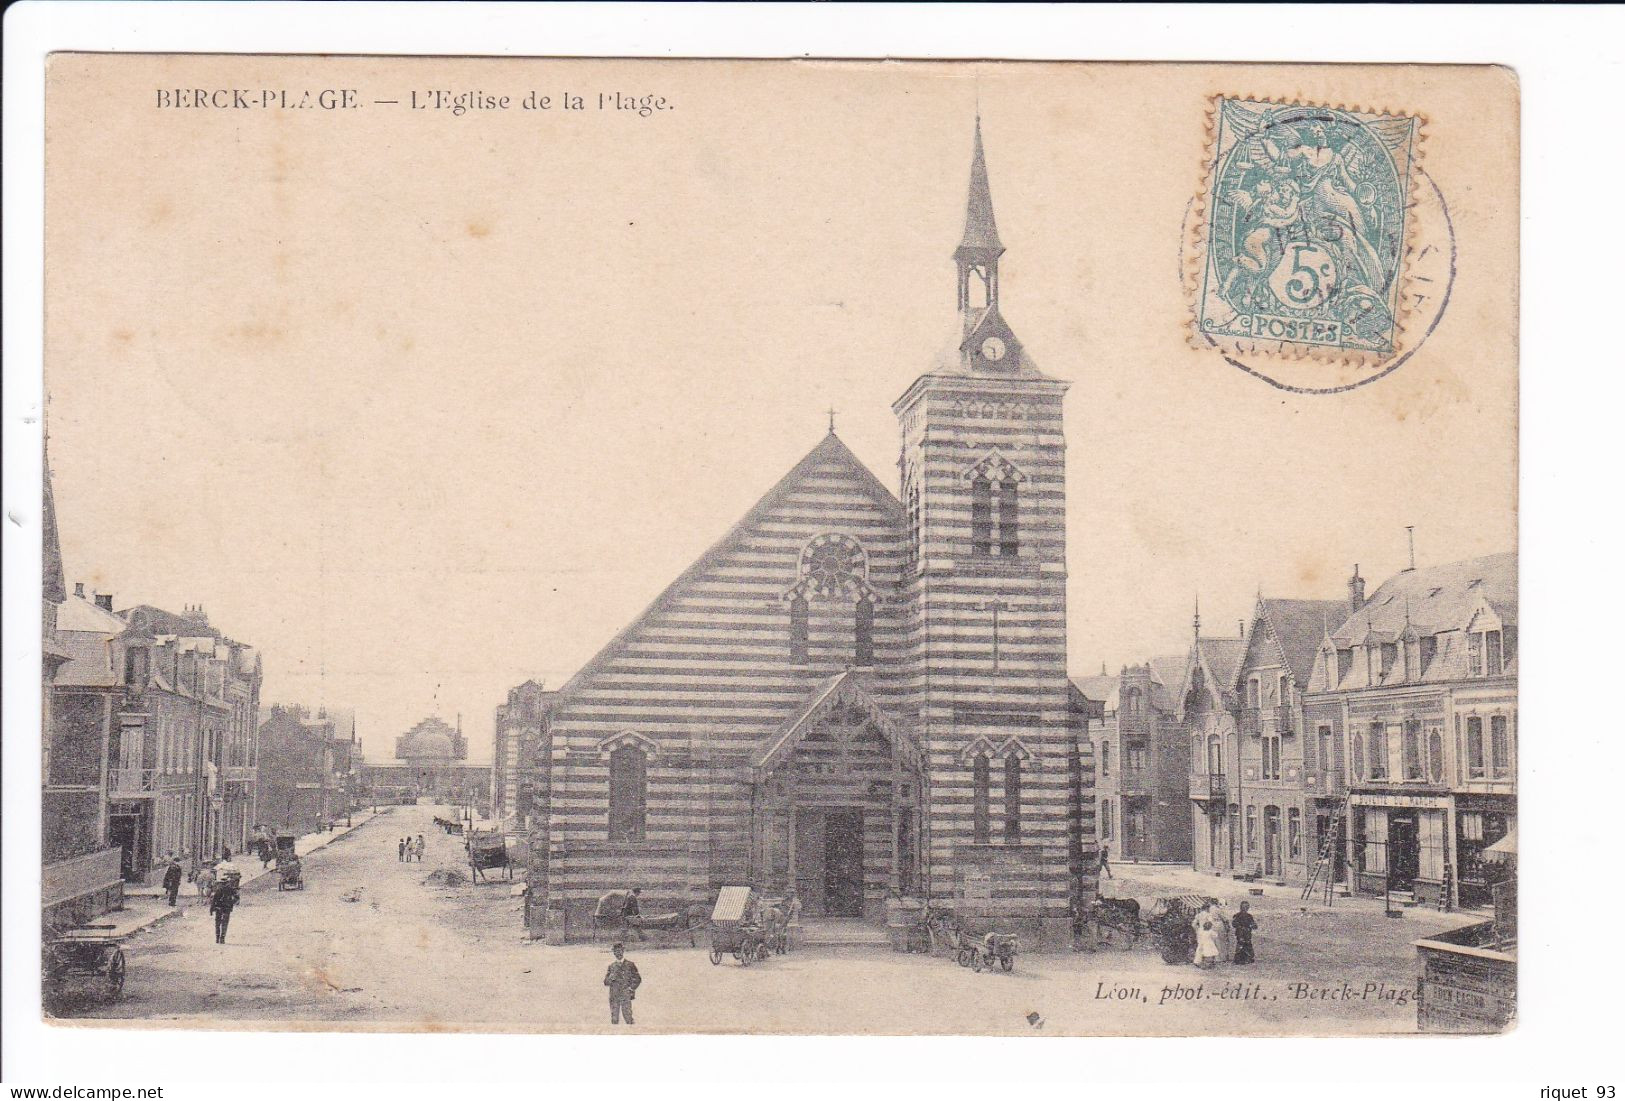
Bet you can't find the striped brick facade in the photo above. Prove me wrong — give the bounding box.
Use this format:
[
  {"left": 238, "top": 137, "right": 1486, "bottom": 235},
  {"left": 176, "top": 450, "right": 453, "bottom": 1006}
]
[{"left": 532, "top": 122, "right": 1093, "bottom": 947}]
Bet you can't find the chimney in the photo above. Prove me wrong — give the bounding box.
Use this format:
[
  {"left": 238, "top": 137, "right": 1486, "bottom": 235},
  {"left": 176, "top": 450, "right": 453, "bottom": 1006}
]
[
  {"left": 95, "top": 593, "right": 114, "bottom": 611},
  {"left": 1238, "top": 620, "right": 1245, "bottom": 638},
  {"left": 1349, "top": 565, "right": 1367, "bottom": 612},
  {"left": 74, "top": 582, "right": 85, "bottom": 598}
]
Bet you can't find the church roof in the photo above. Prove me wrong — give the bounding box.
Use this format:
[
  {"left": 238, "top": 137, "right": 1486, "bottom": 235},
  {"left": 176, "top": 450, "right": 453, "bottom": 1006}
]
[
  {"left": 956, "top": 118, "right": 1004, "bottom": 257},
  {"left": 554, "top": 431, "right": 903, "bottom": 702},
  {"left": 397, "top": 716, "right": 460, "bottom": 760}
]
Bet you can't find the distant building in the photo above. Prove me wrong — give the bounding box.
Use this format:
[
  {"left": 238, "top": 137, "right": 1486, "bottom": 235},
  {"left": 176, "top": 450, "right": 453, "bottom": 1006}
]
[
  {"left": 357, "top": 716, "right": 489, "bottom": 808},
  {"left": 256, "top": 705, "right": 357, "bottom": 834},
  {"left": 1073, "top": 658, "right": 1190, "bottom": 864},
  {"left": 1306, "top": 554, "right": 1517, "bottom": 909},
  {"left": 492, "top": 680, "right": 554, "bottom": 827},
  {"left": 1180, "top": 619, "right": 1247, "bottom": 876}
]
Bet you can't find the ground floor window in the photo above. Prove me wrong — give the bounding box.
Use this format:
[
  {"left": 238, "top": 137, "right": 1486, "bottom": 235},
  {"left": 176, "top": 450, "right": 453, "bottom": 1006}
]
[
  {"left": 1288, "top": 807, "right": 1302, "bottom": 859},
  {"left": 1245, "top": 805, "right": 1257, "bottom": 852}
]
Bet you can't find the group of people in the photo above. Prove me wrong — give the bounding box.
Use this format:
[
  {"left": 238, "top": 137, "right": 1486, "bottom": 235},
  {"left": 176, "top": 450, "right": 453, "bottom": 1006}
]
[
  {"left": 1191, "top": 899, "right": 1257, "bottom": 968},
  {"left": 398, "top": 835, "right": 426, "bottom": 862}
]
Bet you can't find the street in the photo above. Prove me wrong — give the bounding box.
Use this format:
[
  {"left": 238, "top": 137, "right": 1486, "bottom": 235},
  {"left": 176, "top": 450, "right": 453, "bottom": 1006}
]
[{"left": 56, "top": 805, "right": 1476, "bottom": 1035}]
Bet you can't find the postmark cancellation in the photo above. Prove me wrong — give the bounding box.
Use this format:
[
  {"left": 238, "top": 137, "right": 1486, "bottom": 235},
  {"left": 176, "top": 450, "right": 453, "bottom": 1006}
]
[{"left": 1192, "top": 96, "right": 1424, "bottom": 364}]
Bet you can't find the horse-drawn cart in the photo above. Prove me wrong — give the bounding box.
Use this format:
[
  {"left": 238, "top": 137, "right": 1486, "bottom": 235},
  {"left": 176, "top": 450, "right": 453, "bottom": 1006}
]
[{"left": 466, "top": 830, "right": 511, "bottom": 883}]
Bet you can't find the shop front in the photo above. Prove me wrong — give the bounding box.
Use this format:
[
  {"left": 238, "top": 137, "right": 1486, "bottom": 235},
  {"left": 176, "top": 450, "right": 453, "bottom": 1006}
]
[{"left": 1350, "top": 793, "right": 1451, "bottom": 906}]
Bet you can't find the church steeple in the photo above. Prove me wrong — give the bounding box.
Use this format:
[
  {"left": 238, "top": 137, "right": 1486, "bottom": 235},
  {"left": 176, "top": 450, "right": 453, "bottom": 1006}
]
[
  {"left": 955, "top": 117, "right": 1005, "bottom": 316},
  {"left": 951, "top": 118, "right": 1026, "bottom": 373}
]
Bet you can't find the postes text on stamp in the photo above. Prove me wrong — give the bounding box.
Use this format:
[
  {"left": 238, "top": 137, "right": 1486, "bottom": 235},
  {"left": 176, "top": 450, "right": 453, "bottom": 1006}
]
[{"left": 1194, "top": 97, "right": 1422, "bottom": 362}]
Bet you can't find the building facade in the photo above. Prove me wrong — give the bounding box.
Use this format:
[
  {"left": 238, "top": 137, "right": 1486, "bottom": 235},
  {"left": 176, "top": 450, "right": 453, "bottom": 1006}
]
[
  {"left": 257, "top": 705, "right": 358, "bottom": 834},
  {"left": 116, "top": 604, "right": 262, "bottom": 873},
  {"left": 1074, "top": 660, "right": 1190, "bottom": 864},
  {"left": 530, "top": 123, "right": 1094, "bottom": 947},
  {"left": 492, "top": 680, "right": 554, "bottom": 827},
  {"left": 1306, "top": 554, "right": 1517, "bottom": 909},
  {"left": 1181, "top": 622, "right": 1247, "bottom": 877}
]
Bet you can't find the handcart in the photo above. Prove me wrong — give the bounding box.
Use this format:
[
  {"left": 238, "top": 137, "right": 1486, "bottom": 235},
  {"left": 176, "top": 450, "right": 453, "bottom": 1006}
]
[
  {"left": 277, "top": 852, "right": 304, "bottom": 891},
  {"left": 1147, "top": 894, "right": 1219, "bottom": 965},
  {"left": 957, "top": 929, "right": 1019, "bottom": 973},
  {"left": 43, "top": 923, "right": 127, "bottom": 999},
  {"left": 708, "top": 886, "right": 769, "bottom": 966}
]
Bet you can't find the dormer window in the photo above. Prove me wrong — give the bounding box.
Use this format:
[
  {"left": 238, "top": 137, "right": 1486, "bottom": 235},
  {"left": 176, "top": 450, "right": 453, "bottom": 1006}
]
[
  {"left": 1484, "top": 630, "right": 1503, "bottom": 675},
  {"left": 1336, "top": 648, "right": 1353, "bottom": 682},
  {"left": 1380, "top": 643, "right": 1397, "bottom": 679}
]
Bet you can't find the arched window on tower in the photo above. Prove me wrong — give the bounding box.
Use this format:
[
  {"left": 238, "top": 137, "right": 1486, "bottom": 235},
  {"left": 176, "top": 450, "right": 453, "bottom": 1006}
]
[
  {"left": 971, "top": 477, "right": 993, "bottom": 556},
  {"left": 608, "top": 745, "right": 647, "bottom": 842},
  {"left": 789, "top": 596, "right": 809, "bottom": 664},
  {"left": 906, "top": 480, "right": 922, "bottom": 574},
  {"left": 972, "top": 754, "right": 991, "bottom": 843},
  {"left": 996, "top": 479, "right": 1019, "bottom": 557},
  {"left": 854, "top": 597, "right": 874, "bottom": 666},
  {"left": 1003, "top": 754, "right": 1022, "bottom": 841}
]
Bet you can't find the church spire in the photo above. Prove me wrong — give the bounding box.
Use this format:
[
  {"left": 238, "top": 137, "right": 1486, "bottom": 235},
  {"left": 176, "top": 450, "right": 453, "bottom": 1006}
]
[{"left": 957, "top": 116, "right": 1004, "bottom": 260}]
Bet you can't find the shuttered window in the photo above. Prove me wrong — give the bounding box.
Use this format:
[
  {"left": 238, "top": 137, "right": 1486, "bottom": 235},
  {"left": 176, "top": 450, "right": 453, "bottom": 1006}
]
[
  {"left": 1003, "top": 754, "right": 1022, "bottom": 842},
  {"left": 789, "top": 597, "right": 809, "bottom": 664},
  {"left": 854, "top": 598, "right": 874, "bottom": 666},
  {"left": 996, "top": 480, "right": 1019, "bottom": 557},
  {"left": 972, "top": 755, "right": 990, "bottom": 843},
  {"left": 971, "top": 478, "right": 993, "bottom": 556},
  {"left": 608, "top": 746, "right": 647, "bottom": 842}
]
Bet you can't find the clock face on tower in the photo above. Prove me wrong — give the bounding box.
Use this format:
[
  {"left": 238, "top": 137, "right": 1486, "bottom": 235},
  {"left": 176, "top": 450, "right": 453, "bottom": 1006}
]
[{"left": 980, "top": 336, "right": 1007, "bottom": 363}]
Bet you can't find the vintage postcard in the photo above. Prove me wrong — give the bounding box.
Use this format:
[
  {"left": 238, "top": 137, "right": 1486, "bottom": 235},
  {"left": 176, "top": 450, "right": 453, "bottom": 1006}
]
[{"left": 34, "top": 55, "right": 1517, "bottom": 1037}]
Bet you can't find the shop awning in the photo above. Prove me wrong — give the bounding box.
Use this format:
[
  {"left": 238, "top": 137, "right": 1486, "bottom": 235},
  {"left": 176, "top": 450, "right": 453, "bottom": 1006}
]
[{"left": 1484, "top": 826, "right": 1518, "bottom": 862}]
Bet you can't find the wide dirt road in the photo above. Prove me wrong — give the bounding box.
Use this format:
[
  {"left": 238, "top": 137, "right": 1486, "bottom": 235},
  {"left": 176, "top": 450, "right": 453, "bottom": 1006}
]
[{"left": 62, "top": 805, "right": 1469, "bottom": 1035}]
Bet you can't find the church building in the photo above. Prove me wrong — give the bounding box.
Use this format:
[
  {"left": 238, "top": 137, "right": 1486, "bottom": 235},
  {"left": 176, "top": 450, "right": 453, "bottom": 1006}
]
[{"left": 531, "top": 123, "right": 1094, "bottom": 948}]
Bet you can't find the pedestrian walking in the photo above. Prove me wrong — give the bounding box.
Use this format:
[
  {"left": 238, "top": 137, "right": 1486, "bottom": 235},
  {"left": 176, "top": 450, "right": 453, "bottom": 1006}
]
[
  {"left": 399, "top": 837, "right": 407, "bottom": 862},
  {"left": 1098, "top": 845, "right": 1113, "bottom": 880},
  {"left": 162, "top": 854, "right": 184, "bottom": 906},
  {"left": 211, "top": 850, "right": 242, "bottom": 945},
  {"left": 195, "top": 861, "right": 216, "bottom": 903},
  {"left": 1231, "top": 901, "right": 1257, "bottom": 965},
  {"left": 604, "top": 942, "right": 642, "bottom": 1026},
  {"left": 415, "top": 835, "right": 426, "bottom": 862}
]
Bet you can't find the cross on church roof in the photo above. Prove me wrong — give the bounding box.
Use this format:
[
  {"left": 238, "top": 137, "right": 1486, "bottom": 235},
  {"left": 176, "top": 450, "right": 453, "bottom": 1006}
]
[{"left": 827, "top": 406, "right": 838, "bottom": 434}]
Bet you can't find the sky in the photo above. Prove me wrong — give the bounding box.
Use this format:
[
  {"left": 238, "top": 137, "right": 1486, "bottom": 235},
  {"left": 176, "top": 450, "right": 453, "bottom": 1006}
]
[{"left": 43, "top": 57, "right": 1517, "bottom": 763}]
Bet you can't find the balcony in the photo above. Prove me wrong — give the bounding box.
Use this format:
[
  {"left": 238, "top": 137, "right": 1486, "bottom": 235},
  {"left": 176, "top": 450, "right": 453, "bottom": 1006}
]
[
  {"left": 108, "top": 767, "right": 157, "bottom": 796},
  {"left": 1189, "top": 772, "right": 1228, "bottom": 801},
  {"left": 1119, "top": 768, "right": 1151, "bottom": 796}
]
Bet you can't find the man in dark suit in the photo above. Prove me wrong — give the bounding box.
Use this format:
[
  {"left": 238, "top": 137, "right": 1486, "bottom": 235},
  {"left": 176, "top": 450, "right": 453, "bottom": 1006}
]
[
  {"left": 162, "top": 855, "right": 184, "bottom": 906},
  {"left": 604, "top": 943, "right": 642, "bottom": 1025}
]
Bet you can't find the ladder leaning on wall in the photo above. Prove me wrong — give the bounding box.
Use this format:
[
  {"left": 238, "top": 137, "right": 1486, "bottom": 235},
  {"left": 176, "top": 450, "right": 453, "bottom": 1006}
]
[{"left": 1301, "top": 796, "right": 1349, "bottom": 906}]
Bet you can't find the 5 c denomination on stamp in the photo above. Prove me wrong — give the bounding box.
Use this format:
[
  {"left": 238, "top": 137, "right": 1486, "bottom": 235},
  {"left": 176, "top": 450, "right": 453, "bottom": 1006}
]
[{"left": 1193, "top": 97, "right": 1423, "bottom": 364}]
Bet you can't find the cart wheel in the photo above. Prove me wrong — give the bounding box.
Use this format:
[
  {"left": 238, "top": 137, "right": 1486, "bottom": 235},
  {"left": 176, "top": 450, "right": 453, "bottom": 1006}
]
[
  {"left": 971, "top": 952, "right": 983, "bottom": 973},
  {"left": 757, "top": 943, "right": 771, "bottom": 962},
  {"left": 956, "top": 948, "right": 971, "bottom": 967},
  {"left": 1000, "top": 955, "right": 1013, "bottom": 973},
  {"left": 738, "top": 947, "right": 752, "bottom": 967},
  {"left": 107, "top": 949, "right": 126, "bottom": 996},
  {"left": 710, "top": 948, "right": 723, "bottom": 965}
]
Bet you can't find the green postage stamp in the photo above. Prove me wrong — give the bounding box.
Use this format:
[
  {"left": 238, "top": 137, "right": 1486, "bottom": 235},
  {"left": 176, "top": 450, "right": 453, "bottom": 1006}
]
[{"left": 1194, "top": 97, "right": 1423, "bottom": 361}]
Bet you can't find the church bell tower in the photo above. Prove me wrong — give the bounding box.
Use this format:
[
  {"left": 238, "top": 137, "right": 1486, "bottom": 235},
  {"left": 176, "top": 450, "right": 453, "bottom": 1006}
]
[{"left": 893, "top": 118, "right": 1081, "bottom": 948}]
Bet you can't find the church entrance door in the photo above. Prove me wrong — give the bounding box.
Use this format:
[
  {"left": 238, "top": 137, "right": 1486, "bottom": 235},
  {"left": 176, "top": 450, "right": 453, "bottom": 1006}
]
[{"left": 823, "top": 808, "right": 865, "bottom": 918}]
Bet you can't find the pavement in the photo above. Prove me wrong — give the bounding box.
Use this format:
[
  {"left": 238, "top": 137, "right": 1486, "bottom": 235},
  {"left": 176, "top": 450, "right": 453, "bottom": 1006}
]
[{"left": 50, "top": 803, "right": 1492, "bottom": 1034}]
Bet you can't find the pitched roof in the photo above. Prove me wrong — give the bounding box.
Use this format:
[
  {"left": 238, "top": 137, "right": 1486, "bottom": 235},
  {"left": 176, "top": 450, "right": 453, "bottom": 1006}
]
[
  {"left": 1069, "top": 674, "right": 1119, "bottom": 711},
  {"left": 1332, "top": 552, "right": 1517, "bottom": 643},
  {"left": 554, "top": 431, "right": 903, "bottom": 702},
  {"left": 754, "top": 669, "right": 914, "bottom": 777},
  {"left": 43, "top": 462, "right": 66, "bottom": 605},
  {"left": 1259, "top": 598, "right": 1350, "bottom": 688},
  {"left": 1196, "top": 637, "right": 1246, "bottom": 687},
  {"left": 1147, "top": 655, "right": 1188, "bottom": 710}
]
